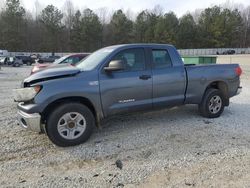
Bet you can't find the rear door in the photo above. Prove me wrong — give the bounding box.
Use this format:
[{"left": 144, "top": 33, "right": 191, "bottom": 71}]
[
  {"left": 151, "top": 48, "right": 186, "bottom": 108},
  {"left": 99, "top": 48, "right": 152, "bottom": 116}
]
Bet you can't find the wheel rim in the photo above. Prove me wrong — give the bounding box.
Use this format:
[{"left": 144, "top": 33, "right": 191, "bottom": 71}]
[
  {"left": 208, "top": 95, "right": 222, "bottom": 114},
  {"left": 57, "top": 112, "right": 86, "bottom": 140}
]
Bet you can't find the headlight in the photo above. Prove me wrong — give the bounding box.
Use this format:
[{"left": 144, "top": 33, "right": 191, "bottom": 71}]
[{"left": 13, "top": 85, "right": 42, "bottom": 102}]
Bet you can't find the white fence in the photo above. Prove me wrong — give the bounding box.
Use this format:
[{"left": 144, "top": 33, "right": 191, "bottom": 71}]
[
  {"left": 8, "top": 52, "right": 73, "bottom": 57},
  {"left": 178, "top": 48, "right": 250, "bottom": 56}
]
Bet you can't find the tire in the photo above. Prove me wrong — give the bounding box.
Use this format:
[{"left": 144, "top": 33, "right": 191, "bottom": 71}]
[
  {"left": 46, "top": 103, "right": 95, "bottom": 147},
  {"left": 27, "top": 61, "right": 31, "bottom": 66},
  {"left": 198, "top": 88, "right": 225, "bottom": 118},
  {"left": 13, "top": 63, "right": 19, "bottom": 67}
]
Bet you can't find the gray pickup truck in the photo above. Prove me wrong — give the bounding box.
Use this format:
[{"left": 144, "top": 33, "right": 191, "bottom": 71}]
[{"left": 14, "top": 44, "right": 242, "bottom": 146}]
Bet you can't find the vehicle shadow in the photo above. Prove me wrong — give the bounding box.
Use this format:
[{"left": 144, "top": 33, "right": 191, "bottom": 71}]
[
  {"left": 99, "top": 105, "right": 199, "bottom": 130},
  {"left": 58, "top": 102, "right": 250, "bottom": 161}
]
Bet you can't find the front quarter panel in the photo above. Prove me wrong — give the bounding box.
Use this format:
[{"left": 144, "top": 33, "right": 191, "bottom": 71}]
[{"left": 32, "top": 71, "right": 102, "bottom": 116}]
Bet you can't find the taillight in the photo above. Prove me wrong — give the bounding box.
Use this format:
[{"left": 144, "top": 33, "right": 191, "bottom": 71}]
[
  {"left": 31, "top": 66, "right": 39, "bottom": 74},
  {"left": 235, "top": 66, "right": 242, "bottom": 76}
]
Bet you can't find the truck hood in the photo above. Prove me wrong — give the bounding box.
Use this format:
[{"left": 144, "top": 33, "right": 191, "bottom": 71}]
[{"left": 24, "top": 64, "right": 80, "bottom": 86}]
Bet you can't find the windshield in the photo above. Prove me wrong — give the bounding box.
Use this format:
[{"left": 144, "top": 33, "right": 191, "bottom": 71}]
[
  {"left": 76, "top": 48, "right": 114, "bottom": 71},
  {"left": 53, "top": 56, "right": 69, "bottom": 64}
]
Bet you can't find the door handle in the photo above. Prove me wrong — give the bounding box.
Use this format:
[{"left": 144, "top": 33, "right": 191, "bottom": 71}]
[{"left": 139, "top": 75, "right": 151, "bottom": 80}]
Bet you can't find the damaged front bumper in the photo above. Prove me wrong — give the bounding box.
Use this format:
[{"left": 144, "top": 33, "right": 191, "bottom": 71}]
[{"left": 17, "top": 110, "right": 42, "bottom": 132}]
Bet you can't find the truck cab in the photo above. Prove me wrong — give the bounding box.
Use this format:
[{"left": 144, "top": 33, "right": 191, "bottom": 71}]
[{"left": 96, "top": 45, "right": 186, "bottom": 116}]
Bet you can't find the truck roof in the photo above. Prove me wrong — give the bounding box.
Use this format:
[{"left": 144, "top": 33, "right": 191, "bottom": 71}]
[{"left": 105, "top": 43, "right": 174, "bottom": 50}]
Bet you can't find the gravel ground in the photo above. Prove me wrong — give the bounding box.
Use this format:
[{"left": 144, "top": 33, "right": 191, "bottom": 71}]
[{"left": 0, "top": 62, "right": 250, "bottom": 187}]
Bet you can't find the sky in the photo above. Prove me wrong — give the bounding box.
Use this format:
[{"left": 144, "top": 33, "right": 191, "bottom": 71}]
[{"left": 18, "top": 0, "right": 250, "bottom": 17}]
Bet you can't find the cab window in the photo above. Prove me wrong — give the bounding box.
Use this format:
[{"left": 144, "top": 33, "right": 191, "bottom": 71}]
[
  {"left": 152, "top": 49, "right": 172, "bottom": 68},
  {"left": 111, "top": 48, "right": 145, "bottom": 71}
]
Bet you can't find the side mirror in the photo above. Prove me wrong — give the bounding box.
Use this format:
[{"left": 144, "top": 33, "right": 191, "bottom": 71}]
[{"left": 104, "top": 60, "right": 125, "bottom": 72}]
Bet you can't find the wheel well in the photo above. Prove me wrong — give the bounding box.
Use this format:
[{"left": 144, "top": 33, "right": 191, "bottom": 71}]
[
  {"left": 205, "top": 81, "right": 229, "bottom": 105},
  {"left": 41, "top": 97, "right": 97, "bottom": 124}
]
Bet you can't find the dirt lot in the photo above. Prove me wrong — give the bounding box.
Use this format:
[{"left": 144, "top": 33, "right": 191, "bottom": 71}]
[{"left": 0, "top": 56, "right": 250, "bottom": 187}]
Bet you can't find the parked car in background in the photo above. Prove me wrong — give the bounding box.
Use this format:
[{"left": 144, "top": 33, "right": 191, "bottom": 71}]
[
  {"left": 0, "top": 56, "right": 22, "bottom": 66},
  {"left": 16, "top": 55, "right": 35, "bottom": 65},
  {"left": 30, "top": 54, "right": 41, "bottom": 60},
  {"left": 37, "top": 55, "right": 61, "bottom": 64},
  {"left": 7, "top": 57, "right": 23, "bottom": 67},
  {"left": 0, "top": 56, "right": 8, "bottom": 65},
  {"left": 31, "top": 53, "right": 90, "bottom": 74},
  {"left": 223, "top": 50, "right": 236, "bottom": 55}
]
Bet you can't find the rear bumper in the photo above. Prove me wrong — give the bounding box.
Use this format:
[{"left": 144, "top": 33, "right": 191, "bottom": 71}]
[
  {"left": 236, "top": 86, "right": 242, "bottom": 95},
  {"left": 17, "top": 110, "right": 41, "bottom": 132}
]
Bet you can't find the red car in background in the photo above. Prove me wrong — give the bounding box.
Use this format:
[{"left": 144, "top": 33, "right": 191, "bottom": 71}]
[{"left": 31, "top": 53, "right": 90, "bottom": 74}]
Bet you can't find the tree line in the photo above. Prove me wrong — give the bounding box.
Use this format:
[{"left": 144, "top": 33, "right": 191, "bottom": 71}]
[{"left": 0, "top": 0, "right": 250, "bottom": 53}]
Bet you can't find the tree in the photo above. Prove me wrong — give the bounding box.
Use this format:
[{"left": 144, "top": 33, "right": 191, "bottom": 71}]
[
  {"left": 0, "top": 0, "right": 26, "bottom": 51},
  {"left": 96, "top": 7, "right": 108, "bottom": 24},
  {"left": 70, "top": 9, "right": 102, "bottom": 52},
  {"left": 80, "top": 8, "right": 102, "bottom": 51},
  {"left": 109, "top": 10, "right": 133, "bottom": 44},
  {"left": 177, "top": 14, "right": 197, "bottom": 48},
  {"left": 63, "top": 0, "right": 74, "bottom": 29},
  {"left": 134, "top": 10, "right": 160, "bottom": 43},
  {"left": 34, "top": 0, "right": 41, "bottom": 20},
  {"left": 40, "top": 5, "right": 63, "bottom": 52},
  {"left": 154, "top": 12, "right": 178, "bottom": 44},
  {"left": 70, "top": 10, "right": 82, "bottom": 51},
  {"left": 198, "top": 6, "right": 223, "bottom": 48},
  {"left": 0, "top": 1, "right": 249, "bottom": 52},
  {"left": 134, "top": 10, "right": 150, "bottom": 42},
  {"left": 241, "top": 6, "right": 250, "bottom": 47},
  {"left": 198, "top": 6, "right": 244, "bottom": 48},
  {"left": 221, "top": 8, "right": 244, "bottom": 47},
  {"left": 62, "top": 0, "right": 75, "bottom": 51}
]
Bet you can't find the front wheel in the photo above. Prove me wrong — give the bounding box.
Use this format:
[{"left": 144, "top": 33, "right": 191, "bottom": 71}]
[
  {"left": 199, "top": 88, "right": 225, "bottom": 118},
  {"left": 46, "top": 103, "right": 95, "bottom": 147}
]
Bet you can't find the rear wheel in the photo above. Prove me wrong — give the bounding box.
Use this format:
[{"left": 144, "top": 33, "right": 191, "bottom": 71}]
[
  {"left": 46, "top": 103, "right": 95, "bottom": 147},
  {"left": 13, "top": 63, "right": 20, "bottom": 67},
  {"left": 199, "top": 88, "right": 225, "bottom": 118}
]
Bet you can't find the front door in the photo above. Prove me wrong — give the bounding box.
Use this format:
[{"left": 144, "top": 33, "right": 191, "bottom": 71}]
[{"left": 99, "top": 48, "right": 152, "bottom": 116}]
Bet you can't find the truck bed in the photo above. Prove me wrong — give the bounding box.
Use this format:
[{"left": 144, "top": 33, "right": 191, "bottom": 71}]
[{"left": 184, "top": 63, "right": 240, "bottom": 104}]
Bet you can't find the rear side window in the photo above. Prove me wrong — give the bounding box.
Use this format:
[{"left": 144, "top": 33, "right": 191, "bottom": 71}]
[
  {"left": 111, "top": 48, "right": 145, "bottom": 71},
  {"left": 152, "top": 50, "right": 172, "bottom": 69},
  {"left": 61, "top": 57, "right": 73, "bottom": 64},
  {"left": 61, "top": 56, "right": 84, "bottom": 64},
  {"left": 72, "top": 57, "right": 80, "bottom": 64},
  {"left": 79, "top": 55, "right": 86, "bottom": 61},
  {"left": 61, "top": 57, "right": 72, "bottom": 64}
]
